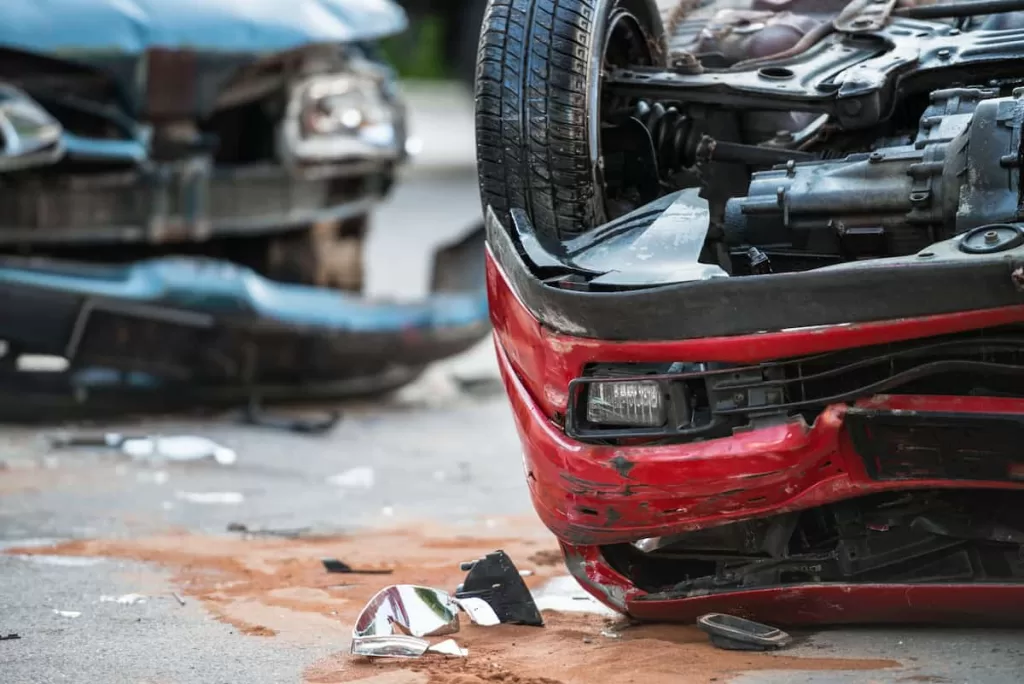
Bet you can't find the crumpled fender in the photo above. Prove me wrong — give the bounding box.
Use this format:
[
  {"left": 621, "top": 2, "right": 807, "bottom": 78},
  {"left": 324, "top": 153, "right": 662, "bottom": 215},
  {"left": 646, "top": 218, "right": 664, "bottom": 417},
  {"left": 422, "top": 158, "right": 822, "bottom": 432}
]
[
  {"left": 0, "top": 222, "right": 488, "bottom": 419},
  {"left": 0, "top": 0, "right": 407, "bottom": 57}
]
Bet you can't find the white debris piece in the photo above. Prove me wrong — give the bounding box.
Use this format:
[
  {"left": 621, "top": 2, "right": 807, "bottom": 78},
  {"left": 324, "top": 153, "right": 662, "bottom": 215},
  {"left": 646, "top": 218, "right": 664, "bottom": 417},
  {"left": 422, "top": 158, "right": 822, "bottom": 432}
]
[
  {"left": 327, "top": 467, "right": 375, "bottom": 489},
  {"left": 174, "top": 491, "right": 244, "bottom": 505},
  {"left": 530, "top": 576, "right": 619, "bottom": 617},
  {"left": 100, "top": 594, "right": 147, "bottom": 605},
  {"left": 136, "top": 470, "right": 169, "bottom": 485},
  {"left": 13, "top": 555, "right": 103, "bottom": 567},
  {"left": 53, "top": 610, "right": 81, "bottom": 618},
  {"left": 456, "top": 597, "right": 501, "bottom": 627},
  {"left": 121, "top": 435, "right": 237, "bottom": 466},
  {"left": 427, "top": 638, "right": 468, "bottom": 657}
]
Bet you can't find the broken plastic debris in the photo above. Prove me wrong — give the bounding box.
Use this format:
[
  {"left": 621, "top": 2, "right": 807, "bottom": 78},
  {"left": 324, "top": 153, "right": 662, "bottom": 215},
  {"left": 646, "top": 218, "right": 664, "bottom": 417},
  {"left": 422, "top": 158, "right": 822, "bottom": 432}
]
[
  {"left": 121, "top": 436, "right": 237, "bottom": 465},
  {"left": 100, "top": 594, "right": 146, "bottom": 605},
  {"left": 600, "top": 629, "right": 622, "bottom": 639},
  {"left": 322, "top": 558, "right": 394, "bottom": 575},
  {"left": 52, "top": 610, "right": 81, "bottom": 618},
  {"left": 0, "top": 634, "right": 19, "bottom": 641},
  {"left": 697, "top": 613, "right": 792, "bottom": 651},
  {"left": 12, "top": 554, "right": 103, "bottom": 567},
  {"left": 240, "top": 397, "right": 341, "bottom": 435},
  {"left": 174, "top": 491, "right": 244, "bottom": 505},
  {"left": 455, "top": 550, "right": 543, "bottom": 627},
  {"left": 455, "top": 597, "right": 500, "bottom": 627},
  {"left": 327, "top": 466, "right": 375, "bottom": 489},
  {"left": 529, "top": 576, "right": 618, "bottom": 617},
  {"left": 427, "top": 638, "right": 468, "bottom": 657},
  {"left": 226, "top": 522, "right": 309, "bottom": 539},
  {"left": 49, "top": 433, "right": 236, "bottom": 465},
  {"left": 136, "top": 470, "right": 169, "bottom": 485},
  {"left": 172, "top": 593, "right": 186, "bottom": 606},
  {"left": 350, "top": 634, "right": 430, "bottom": 658}
]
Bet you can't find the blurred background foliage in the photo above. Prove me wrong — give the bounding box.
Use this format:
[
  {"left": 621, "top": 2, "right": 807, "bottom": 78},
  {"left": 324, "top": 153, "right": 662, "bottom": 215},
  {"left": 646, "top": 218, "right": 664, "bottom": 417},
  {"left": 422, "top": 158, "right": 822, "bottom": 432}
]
[{"left": 380, "top": 15, "right": 448, "bottom": 80}]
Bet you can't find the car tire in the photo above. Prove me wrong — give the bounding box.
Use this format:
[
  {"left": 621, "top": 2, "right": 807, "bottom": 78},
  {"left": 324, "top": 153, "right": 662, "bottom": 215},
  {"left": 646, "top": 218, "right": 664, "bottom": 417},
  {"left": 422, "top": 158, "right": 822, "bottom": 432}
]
[{"left": 475, "top": 0, "right": 666, "bottom": 243}]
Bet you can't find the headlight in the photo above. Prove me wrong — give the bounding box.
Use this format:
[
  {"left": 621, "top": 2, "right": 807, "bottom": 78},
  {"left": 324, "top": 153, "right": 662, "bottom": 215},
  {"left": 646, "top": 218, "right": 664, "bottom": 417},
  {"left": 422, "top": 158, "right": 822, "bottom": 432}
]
[
  {"left": 278, "top": 64, "right": 405, "bottom": 165},
  {"left": 0, "top": 85, "right": 64, "bottom": 170},
  {"left": 585, "top": 380, "right": 666, "bottom": 427}
]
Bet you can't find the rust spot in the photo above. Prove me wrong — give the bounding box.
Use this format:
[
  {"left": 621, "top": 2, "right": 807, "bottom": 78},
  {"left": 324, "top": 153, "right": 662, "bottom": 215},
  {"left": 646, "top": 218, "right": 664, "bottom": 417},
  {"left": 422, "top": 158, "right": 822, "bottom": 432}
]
[{"left": 609, "top": 454, "right": 636, "bottom": 478}]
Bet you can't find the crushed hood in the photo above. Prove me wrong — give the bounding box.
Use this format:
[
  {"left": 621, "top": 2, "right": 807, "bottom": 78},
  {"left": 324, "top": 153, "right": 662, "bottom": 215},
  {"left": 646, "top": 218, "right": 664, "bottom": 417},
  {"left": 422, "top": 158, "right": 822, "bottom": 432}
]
[{"left": 0, "top": 0, "right": 407, "bottom": 57}]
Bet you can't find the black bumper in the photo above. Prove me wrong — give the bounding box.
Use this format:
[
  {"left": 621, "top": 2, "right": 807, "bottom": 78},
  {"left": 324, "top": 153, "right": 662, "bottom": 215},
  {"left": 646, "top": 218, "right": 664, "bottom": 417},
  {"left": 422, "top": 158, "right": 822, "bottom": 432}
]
[
  {"left": 485, "top": 206, "right": 1024, "bottom": 342},
  {"left": 0, "top": 224, "right": 489, "bottom": 421}
]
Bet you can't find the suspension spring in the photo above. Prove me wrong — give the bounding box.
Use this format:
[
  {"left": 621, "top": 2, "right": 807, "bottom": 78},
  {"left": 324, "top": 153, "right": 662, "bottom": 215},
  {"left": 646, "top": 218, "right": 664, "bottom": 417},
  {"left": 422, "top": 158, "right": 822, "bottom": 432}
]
[{"left": 635, "top": 101, "right": 693, "bottom": 177}]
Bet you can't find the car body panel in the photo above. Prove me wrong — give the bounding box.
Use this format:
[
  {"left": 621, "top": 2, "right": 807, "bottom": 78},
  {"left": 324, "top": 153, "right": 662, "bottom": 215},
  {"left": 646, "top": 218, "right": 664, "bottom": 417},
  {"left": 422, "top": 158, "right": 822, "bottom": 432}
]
[
  {"left": 0, "top": 224, "right": 489, "bottom": 419},
  {"left": 561, "top": 544, "right": 1024, "bottom": 627},
  {"left": 487, "top": 222, "right": 1024, "bottom": 625},
  {"left": 0, "top": 0, "right": 407, "bottom": 57}
]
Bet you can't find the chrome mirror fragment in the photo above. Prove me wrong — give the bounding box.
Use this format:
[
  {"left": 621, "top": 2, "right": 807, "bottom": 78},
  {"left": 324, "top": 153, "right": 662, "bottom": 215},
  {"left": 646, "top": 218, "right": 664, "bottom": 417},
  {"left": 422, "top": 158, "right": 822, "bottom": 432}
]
[
  {"left": 350, "top": 585, "right": 460, "bottom": 657},
  {"left": 350, "top": 635, "right": 429, "bottom": 658}
]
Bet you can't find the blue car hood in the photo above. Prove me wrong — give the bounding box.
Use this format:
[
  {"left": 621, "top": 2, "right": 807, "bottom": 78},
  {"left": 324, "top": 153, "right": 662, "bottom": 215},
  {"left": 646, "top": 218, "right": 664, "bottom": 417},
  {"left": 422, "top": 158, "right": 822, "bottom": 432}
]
[{"left": 0, "top": 0, "right": 407, "bottom": 57}]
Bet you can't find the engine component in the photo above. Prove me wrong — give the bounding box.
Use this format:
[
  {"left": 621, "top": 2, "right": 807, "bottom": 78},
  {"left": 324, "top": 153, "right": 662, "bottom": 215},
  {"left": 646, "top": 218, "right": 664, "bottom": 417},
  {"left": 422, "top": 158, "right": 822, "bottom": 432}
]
[
  {"left": 722, "top": 87, "right": 1024, "bottom": 258},
  {"left": 674, "top": 9, "right": 825, "bottom": 66}
]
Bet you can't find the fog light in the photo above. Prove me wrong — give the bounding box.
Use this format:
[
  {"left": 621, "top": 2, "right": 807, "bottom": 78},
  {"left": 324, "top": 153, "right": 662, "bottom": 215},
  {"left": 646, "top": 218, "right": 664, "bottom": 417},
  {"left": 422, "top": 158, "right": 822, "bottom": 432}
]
[{"left": 586, "top": 381, "right": 665, "bottom": 427}]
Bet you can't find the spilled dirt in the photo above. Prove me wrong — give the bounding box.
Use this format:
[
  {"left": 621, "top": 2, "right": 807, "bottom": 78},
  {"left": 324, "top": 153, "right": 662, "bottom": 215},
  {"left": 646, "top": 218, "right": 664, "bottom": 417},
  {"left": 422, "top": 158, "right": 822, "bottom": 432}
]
[{"left": 7, "top": 520, "right": 900, "bottom": 684}]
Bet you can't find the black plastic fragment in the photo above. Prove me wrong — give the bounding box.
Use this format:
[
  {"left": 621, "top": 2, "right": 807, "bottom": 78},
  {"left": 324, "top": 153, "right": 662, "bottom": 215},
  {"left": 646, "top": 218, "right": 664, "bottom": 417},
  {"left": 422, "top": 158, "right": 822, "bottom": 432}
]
[
  {"left": 321, "top": 558, "right": 394, "bottom": 575},
  {"left": 240, "top": 397, "right": 342, "bottom": 435},
  {"left": 455, "top": 550, "right": 544, "bottom": 627},
  {"left": 697, "top": 613, "right": 792, "bottom": 651},
  {"left": 0, "top": 634, "right": 19, "bottom": 641},
  {"left": 226, "top": 522, "right": 310, "bottom": 539}
]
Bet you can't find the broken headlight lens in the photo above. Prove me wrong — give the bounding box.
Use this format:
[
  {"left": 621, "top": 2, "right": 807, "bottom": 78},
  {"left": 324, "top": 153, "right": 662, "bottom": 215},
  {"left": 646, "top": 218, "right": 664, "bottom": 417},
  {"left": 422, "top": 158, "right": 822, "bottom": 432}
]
[
  {"left": 585, "top": 380, "right": 666, "bottom": 427},
  {"left": 280, "top": 67, "right": 404, "bottom": 164},
  {"left": 300, "top": 75, "right": 394, "bottom": 143}
]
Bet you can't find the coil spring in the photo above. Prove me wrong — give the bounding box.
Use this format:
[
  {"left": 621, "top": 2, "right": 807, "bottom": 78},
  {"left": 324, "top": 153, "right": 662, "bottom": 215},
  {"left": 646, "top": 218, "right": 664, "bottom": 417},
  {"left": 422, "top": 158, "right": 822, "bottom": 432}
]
[{"left": 635, "top": 101, "right": 692, "bottom": 177}]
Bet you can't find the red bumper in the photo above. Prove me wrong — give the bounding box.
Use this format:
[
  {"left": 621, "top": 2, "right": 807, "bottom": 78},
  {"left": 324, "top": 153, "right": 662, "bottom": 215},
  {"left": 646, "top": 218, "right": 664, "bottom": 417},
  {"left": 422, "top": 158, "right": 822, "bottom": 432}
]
[
  {"left": 486, "top": 246, "right": 1024, "bottom": 624},
  {"left": 560, "top": 543, "right": 1024, "bottom": 626}
]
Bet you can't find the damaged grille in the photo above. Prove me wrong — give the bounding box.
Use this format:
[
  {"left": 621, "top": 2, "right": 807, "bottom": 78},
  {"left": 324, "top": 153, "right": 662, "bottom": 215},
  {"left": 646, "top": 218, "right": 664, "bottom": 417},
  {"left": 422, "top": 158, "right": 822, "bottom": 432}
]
[
  {"left": 601, "top": 490, "right": 1024, "bottom": 596},
  {"left": 567, "top": 325, "right": 1024, "bottom": 442}
]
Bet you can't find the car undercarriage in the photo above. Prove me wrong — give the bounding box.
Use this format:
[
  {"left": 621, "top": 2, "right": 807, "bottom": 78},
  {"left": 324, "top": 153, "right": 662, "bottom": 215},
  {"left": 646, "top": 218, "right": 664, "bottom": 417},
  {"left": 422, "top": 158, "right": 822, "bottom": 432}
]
[{"left": 477, "top": 0, "right": 1024, "bottom": 624}]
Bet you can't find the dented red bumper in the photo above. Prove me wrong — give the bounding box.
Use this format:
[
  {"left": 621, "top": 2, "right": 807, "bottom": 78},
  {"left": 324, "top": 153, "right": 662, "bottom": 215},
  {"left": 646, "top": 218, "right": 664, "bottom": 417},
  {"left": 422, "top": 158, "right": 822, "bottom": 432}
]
[{"left": 486, "top": 244, "right": 1024, "bottom": 625}]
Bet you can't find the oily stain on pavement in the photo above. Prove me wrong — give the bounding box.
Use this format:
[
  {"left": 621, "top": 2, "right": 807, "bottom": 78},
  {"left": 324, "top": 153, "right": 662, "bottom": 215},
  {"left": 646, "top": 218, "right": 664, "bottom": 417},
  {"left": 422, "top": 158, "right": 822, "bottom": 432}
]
[{"left": 7, "top": 520, "right": 899, "bottom": 684}]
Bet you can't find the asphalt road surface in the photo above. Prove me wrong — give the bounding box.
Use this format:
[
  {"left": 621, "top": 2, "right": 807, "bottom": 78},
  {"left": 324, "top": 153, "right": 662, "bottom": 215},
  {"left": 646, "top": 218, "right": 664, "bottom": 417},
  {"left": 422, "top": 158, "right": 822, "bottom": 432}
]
[{"left": 1, "top": 84, "right": 1022, "bottom": 684}]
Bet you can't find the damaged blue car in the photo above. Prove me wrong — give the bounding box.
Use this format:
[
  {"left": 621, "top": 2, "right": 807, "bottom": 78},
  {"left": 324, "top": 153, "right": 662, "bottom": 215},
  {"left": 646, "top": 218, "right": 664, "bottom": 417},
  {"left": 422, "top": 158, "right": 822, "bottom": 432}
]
[{"left": 0, "top": 0, "right": 488, "bottom": 418}]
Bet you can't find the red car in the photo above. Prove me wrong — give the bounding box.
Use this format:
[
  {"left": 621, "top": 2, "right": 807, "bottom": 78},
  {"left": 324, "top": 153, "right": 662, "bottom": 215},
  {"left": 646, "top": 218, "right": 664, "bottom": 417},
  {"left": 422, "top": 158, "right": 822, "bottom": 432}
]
[{"left": 475, "top": 0, "right": 1024, "bottom": 626}]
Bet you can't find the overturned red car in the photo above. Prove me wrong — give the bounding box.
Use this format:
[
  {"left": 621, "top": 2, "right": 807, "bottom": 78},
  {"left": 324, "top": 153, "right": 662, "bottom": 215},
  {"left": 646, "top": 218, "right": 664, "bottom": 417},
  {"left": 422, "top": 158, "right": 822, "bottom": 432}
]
[{"left": 475, "top": 0, "right": 1024, "bottom": 625}]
